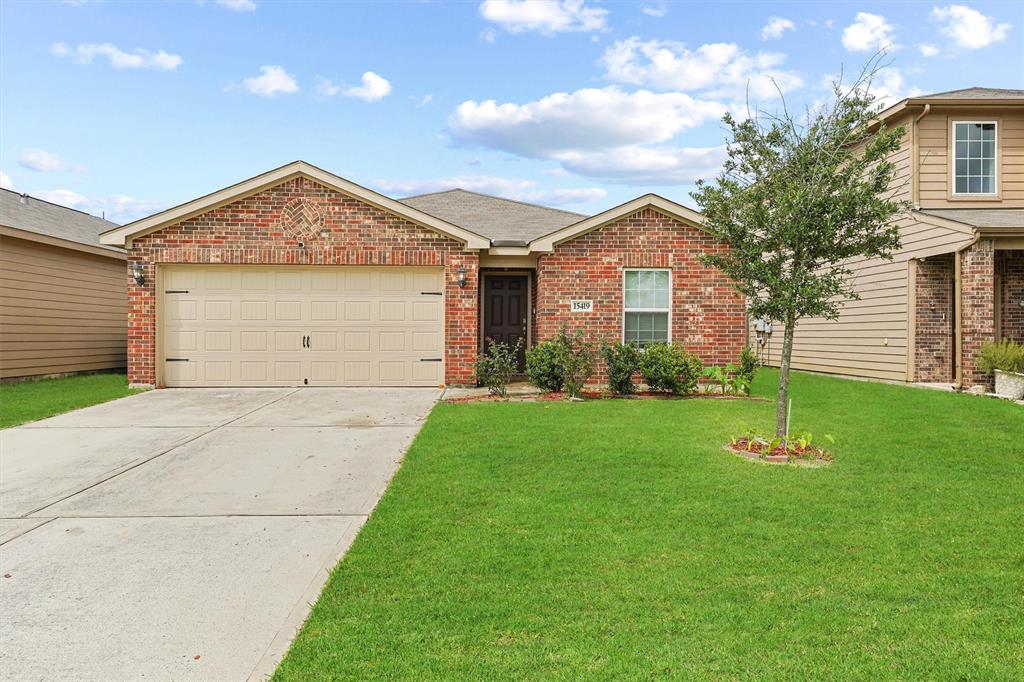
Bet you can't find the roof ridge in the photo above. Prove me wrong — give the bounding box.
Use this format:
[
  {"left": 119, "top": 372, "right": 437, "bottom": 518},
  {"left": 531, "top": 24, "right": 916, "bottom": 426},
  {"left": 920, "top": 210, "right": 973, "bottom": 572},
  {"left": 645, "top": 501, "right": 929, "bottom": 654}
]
[
  {"left": 0, "top": 187, "right": 118, "bottom": 226},
  {"left": 399, "top": 187, "right": 587, "bottom": 217}
]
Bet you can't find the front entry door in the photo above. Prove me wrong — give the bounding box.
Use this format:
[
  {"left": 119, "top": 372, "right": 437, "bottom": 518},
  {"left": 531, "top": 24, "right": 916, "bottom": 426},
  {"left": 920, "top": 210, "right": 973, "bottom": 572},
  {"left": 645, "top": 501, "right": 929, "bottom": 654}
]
[{"left": 483, "top": 274, "right": 528, "bottom": 372}]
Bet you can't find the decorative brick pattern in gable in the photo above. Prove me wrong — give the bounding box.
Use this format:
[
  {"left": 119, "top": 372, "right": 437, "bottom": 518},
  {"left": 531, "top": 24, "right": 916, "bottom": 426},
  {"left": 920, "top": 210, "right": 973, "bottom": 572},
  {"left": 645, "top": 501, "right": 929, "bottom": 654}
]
[
  {"left": 535, "top": 208, "right": 746, "bottom": 374},
  {"left": 126, "top": 177, "right": 478, "bottom": 386}
]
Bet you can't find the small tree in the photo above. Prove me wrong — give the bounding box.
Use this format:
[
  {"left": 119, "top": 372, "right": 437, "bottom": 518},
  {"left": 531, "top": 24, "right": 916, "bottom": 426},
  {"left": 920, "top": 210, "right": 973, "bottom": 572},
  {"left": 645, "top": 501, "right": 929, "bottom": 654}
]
[{"left": 692, "top": 60, "right": 909, "bottom": 436}]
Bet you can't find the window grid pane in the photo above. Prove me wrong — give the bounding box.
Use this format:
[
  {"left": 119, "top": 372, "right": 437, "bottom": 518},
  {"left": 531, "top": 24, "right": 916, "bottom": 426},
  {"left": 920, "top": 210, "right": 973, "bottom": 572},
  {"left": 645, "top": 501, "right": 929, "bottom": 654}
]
[
  {"left": 954, "top": 123, "right": 996, "bottom": 194},
  {"left": 624, "top": 269, "right": 671, "bottom": 346},
  {"left": 625, "top": 312, "right": 669, "bottom": 347}
]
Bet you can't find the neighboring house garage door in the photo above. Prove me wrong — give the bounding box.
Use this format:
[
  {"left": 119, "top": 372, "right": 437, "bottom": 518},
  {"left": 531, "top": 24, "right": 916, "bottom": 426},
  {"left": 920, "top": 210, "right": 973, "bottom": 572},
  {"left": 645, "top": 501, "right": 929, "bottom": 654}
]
[{"left": 159, "top": 265, "right": 444, "bottom": 387}]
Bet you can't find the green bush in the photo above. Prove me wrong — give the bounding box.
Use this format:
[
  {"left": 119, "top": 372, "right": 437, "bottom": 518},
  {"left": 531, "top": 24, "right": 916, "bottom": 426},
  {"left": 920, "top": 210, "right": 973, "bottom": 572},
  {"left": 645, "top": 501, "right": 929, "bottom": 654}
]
[
  {"left": 738, "top": 345, "right": 759, "bottom": 388},
  {"left": 474, "top": 339, "right": 523, "bottom": 397},
  {"left": 556, "top": 326, "right": 594, "bottom": 399},
  {"left": 638, "top": 342, "right": 703, "bottom": 394},
  {"left": 975, "top": 339, "right": 1024, "bottom": 374},
  {"left": 601, "top": 341, "right": 640, "bottom": 395},
  {"left": 526, "top": 340, "right": 564, "bottom": 392}
]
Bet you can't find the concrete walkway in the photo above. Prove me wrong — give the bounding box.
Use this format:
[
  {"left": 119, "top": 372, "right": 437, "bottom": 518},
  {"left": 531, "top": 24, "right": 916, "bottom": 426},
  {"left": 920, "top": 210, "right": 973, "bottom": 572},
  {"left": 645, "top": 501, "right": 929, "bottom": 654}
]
[{"left": 0, "top": 387, "right": 439, "bottom": 681}]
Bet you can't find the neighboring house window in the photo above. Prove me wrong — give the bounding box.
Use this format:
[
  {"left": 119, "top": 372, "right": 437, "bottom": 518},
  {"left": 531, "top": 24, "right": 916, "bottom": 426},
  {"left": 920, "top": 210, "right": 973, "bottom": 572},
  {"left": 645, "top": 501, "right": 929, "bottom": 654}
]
[
  {"left": 623, "top": 269, "right": 671, "bottom": 346},
  {"left": 953, "top": 121, "right": 997, "bottom": 195}
]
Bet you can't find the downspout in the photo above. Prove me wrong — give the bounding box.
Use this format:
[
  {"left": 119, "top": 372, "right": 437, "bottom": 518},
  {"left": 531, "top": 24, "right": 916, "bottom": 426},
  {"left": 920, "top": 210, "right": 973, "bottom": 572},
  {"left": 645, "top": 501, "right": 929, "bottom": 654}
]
[
  {"left": 953, "top": 230, "right": 982, "bottom": 389},
  {"left": 911, "top": 104, "right": 930, "bottom": 208}
]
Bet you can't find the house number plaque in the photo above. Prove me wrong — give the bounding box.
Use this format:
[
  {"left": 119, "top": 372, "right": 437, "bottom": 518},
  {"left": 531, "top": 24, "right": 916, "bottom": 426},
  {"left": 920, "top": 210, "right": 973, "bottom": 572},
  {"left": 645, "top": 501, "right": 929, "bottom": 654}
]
[{"left": 570, "top": 300, "right": 593, "bottom": 313}]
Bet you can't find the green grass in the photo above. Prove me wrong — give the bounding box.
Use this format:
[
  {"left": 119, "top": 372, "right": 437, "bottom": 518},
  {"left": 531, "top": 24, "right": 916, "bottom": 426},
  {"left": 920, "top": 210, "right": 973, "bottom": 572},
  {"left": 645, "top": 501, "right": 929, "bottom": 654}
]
[
  {"left": 275, "top": 369, "right": 1024, "bottom": 680},
  {"left": 0, "top": 372, "right": 140, "bottom": 428}
]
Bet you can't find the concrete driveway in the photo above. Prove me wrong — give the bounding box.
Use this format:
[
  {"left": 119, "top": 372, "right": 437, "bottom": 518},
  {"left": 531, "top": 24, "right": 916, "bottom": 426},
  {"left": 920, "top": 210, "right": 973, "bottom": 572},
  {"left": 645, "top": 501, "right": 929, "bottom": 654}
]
[{"left": 0, "top": 387, "right": 439, "bottom": 681}]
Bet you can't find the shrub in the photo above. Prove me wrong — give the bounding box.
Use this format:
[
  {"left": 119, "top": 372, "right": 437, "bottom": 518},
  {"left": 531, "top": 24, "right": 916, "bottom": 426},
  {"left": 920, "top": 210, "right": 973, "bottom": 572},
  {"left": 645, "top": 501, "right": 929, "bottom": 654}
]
[
  {"left": 601, "top": 341, "right": 640, "bottom": 395},
  {"left": 474, "top": 339, "right": 522, "bottom": 397},
  {"left": 975, "top": 339, "right": 1024, "bottom": 374},
  {"left": 526, "top": 340, "right": 564, "bottom": 392},
  {"left": 638, "top": 342, "right": 703, "bottom": 394},
  {"left": 555, "top": 326, "right": 594, "bottom": 399},
  {"left": 738, "top": 345, "right": 758, "bottom": 390}
]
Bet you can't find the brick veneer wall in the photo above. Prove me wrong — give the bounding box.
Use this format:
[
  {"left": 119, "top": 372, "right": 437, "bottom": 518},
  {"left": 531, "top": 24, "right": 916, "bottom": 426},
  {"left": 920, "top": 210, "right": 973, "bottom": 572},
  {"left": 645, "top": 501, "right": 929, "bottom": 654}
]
[
  {"left": 960, "top": 238, "right": 996, "bottom": 389},
  {"left": 998, "top": 249, "right": 1024, "bottom": 343},
  {"left": 126, "top": 177, "right": 479, "bottom": 387},
  {"left": 535, "top": 207, "right": 746, "bottom": 374},
  {"left": 913, "top": 254, "right": 954, "bottom": 382}
]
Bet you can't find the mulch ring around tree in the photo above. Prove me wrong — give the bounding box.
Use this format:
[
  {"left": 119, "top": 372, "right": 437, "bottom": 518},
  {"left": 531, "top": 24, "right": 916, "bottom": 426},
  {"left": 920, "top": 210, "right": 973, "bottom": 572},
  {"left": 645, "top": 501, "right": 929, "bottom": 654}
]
[
  {"left": 726, "top": 438, "right": 833, "bottom": 467},
  {"left": 443, "top": 390, "right": 770, "bottom": 404}
]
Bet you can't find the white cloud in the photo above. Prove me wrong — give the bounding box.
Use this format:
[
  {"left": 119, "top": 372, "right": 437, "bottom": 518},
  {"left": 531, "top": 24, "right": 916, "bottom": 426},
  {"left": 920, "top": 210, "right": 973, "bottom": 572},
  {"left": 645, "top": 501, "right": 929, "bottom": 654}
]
[
  {"left": 242, "top": 65, "right": 299, "bottom": 97},
  {"left": 640, "top": 2, "right": 667, "bottom": 18},
  {"left": 216, "top": 0, "right": 256, "bottom": 10},
  {"left": 919, "top": 43, "right": 940, "bottom": 57},
  {"left": 600, "top": 37, "right": 803, "bottom": 100},
  {"left": 761, "top": 17, "right": 795, "bottom": 40},
  {"left": 841, "top": 12, "right": 896, "bottom": 52},
  {"left": 479, "top": 0, "right": 608, "bottom": 36},
  {"left": 481, "top": 27, "right": 498, "bottom": 43},
  {"left": 413, "top": 93, "right": 433, "bottom": 107},
  {"left": 931, "top": 5, "right": 1011, "bottom": 49},
  {"left": 1, "top": 172, "right": 13, "bottom": 190},
  {"left": 32, "top": 189, "right": 164, "bottom": 221},
  {"left": 34, "top": 189, "right": 87, "bottom": 207},
  {"left": 555, "top": 145, "right": 727, "bottom": 185},
  {"left": 50, "top": 42, "right": 182, "bottom": 70},
  {"left": 18, "top": 149, "right": 85, "bottom": 172},
  {"left": 343, "top": 72, "right": 392, "bottom": 102},
  {"left": 374, "top": 174, "right": 605, "bottom": 206},
  {"left": 544, "top": 167, "right": 570, "bottom": 176},
  {"left": 449, "top": 86, "right": 725, "bottom": 158}
]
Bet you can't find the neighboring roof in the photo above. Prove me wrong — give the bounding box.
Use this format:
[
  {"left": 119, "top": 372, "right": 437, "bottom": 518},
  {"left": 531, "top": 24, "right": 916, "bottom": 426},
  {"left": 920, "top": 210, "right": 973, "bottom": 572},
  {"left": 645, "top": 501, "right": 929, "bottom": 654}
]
[
  {"left": 875, "top": 86, "right": 1024, "bottom": 125},
  {"left": 99, "top": 161, "right": 490, "bottom": 249},
  {"left": 399, "top": 189, "right": 586, "bottom": 244},
  {"left": 529, "top": 194, "right": 704, "bottom": 252},
  {"left": 0, "top": 187, "right": 124, "bottom": 257},
  {"left": 916, "top": 208, "right": 1024, "bottom": 230}
]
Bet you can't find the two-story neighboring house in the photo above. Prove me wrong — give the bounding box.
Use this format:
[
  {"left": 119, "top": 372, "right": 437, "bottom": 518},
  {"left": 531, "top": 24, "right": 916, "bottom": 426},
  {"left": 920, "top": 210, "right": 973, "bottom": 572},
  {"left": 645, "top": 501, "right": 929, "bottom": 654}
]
[{"left": 756, "top": 87, "right": 1024, "bottom": 391}]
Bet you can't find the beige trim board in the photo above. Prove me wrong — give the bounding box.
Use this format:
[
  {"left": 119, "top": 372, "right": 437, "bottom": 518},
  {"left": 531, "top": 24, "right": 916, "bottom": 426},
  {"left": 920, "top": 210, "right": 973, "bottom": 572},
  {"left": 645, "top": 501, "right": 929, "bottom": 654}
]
[
  {"left": 529, "top": 194, "right": 705, "bottom": 252},
  {"left": 99, "top": 161, "right": 490, "bottom": 250}
]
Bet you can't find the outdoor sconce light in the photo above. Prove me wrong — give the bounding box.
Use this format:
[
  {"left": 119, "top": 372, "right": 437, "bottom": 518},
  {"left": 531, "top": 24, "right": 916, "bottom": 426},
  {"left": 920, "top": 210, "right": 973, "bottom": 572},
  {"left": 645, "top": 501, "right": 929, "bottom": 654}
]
[
  {"left": 131, "top": 262, "right": 145, "bottom": 287},
  {"left": 456, "top": 266, "right": 468, "bottom": 288}
]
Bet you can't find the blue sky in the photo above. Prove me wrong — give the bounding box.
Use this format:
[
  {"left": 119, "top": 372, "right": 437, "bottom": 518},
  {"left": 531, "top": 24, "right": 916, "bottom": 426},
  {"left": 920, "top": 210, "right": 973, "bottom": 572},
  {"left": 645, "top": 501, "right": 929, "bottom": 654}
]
[{"left": 1, "top": 0, "right": 1021, "bottom": 224}]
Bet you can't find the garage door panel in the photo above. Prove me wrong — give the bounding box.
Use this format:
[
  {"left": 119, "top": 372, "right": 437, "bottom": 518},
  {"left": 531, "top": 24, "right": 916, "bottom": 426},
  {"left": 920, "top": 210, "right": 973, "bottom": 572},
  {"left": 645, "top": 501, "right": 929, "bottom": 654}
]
[{"left": 160, "top": 266, "right": 444, "bottom": 387}]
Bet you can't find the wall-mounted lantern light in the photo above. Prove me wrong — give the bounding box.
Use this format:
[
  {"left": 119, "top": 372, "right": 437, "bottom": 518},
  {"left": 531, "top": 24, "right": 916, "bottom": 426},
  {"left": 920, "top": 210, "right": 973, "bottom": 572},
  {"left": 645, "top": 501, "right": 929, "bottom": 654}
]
[
  {"left": 456, "top": 266, "right": 468, "bottom": 289},
  {"left": 131, "top": 262, "right": 145, "bottom": 287}
]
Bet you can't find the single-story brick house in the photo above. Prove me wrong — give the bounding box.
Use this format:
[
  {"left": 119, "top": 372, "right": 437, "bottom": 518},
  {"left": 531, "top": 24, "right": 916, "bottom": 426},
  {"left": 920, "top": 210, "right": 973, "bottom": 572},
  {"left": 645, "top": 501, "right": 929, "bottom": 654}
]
[
  {"left": 99, "top": 161, "right": 746, "bottom": 388},
  {"left": 1, "top": 188, "right": 126, "bottom": 381}
]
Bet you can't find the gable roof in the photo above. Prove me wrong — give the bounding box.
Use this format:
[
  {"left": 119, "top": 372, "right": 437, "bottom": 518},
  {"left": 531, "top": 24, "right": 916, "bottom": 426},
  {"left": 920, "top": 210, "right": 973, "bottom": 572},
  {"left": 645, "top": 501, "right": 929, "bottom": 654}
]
[
  {"left": 915, "top": 87, "right": 1024, "bottom": 100},
  {"left": 529, "top": 194, "right": 704, "bottom": 252},
  {"left": 99, "top": 161, "right": 490, "bottom": 249},
  {"left": 399, "top": 188, "right": 585, "bottom": 244},
  {"left": 875, "top": 86, "right": 1024, "bottom": 125},
  {"left": 916, "top": 208, "right": 1024, "bottom": 230},
  {"left": 0, "top": 188, "right": 124, "bottom": 257}
]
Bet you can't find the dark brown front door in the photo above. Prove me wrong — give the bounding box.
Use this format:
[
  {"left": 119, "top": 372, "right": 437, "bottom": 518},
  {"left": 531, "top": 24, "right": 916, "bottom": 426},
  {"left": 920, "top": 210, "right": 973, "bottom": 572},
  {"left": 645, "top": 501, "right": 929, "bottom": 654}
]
[{"left": 483, "top": 274, "right": 528, "bottom": 372}]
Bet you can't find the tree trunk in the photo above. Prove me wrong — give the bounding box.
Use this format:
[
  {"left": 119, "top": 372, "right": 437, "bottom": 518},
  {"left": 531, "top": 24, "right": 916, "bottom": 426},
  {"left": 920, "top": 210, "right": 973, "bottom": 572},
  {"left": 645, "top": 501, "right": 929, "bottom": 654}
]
[{"left": 775, "top": 319, "right": 796, "bottom": 437}]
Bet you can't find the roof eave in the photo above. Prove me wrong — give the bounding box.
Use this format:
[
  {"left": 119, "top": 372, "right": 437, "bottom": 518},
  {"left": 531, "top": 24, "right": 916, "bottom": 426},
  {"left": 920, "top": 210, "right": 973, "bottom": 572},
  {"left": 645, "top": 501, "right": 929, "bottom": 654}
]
[
  {"left": 100, "top": 161, "right": 490, "bottom": 250},
  {"left": 1, "top": 224, "right": 127, "bottom": 259}
]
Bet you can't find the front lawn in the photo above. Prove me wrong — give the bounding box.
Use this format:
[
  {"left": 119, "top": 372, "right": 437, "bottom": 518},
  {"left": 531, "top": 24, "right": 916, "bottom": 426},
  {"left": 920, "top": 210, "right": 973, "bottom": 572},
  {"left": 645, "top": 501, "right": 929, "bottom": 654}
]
[
  {"left": 275, "top": 369, "right": 1024, "bottom": 680},
  {"left": 0, "top": 372, "right": 139, "bottom": 428}
]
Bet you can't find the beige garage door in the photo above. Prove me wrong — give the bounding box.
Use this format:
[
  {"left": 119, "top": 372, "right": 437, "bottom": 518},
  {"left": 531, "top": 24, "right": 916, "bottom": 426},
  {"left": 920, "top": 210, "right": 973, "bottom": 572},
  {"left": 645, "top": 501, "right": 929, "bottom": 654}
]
[{"left": 159, "top": 266, "right": 445, "bottom": 387}]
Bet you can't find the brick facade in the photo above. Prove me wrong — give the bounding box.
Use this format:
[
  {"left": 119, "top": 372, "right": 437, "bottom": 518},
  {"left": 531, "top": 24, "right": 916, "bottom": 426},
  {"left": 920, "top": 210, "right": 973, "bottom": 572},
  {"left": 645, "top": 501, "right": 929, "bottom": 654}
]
[
  {"left": 913, "top": 254, "right": 954, "bottom": 382},
  {"left": 126, "top": 177, "right": 479, "bottom": 386},
  {"left": 998, "top": 249, "right": 1024, "bottom": 343},
  {"left": 535, "top": 207, "right": 747, "bottom": 373},
  {"left": 960, "top": 239, "right": 996, "bottom": 389}
]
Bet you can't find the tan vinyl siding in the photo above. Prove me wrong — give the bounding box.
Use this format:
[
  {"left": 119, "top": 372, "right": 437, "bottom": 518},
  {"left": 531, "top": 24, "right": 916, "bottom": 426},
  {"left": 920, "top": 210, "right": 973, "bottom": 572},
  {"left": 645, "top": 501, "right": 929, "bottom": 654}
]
[
  {"left": 919, "top": 107, "right": 1024, "bottom": 208},
  {"left": 754, "top": 214, "right": 974, "bottom": 382},
  {"left": 0, "top": 235, "right": 127, "bottom": 379}
]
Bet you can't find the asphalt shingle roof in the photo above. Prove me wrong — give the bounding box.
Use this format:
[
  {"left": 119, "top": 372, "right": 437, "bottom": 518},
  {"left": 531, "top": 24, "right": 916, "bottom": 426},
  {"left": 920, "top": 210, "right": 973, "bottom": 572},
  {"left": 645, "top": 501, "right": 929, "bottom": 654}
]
[
  {"left": 399, "top": 188, "right": 586, "bottom": 244},
  {"left": 917, "top": 208, "right": 1024, "bottom": 229},
  {"left": 915, "top": 87, "right": 1024, "bottom": 100},
  {"left": 0, "top": 188, "right": 123, "bottom": 252}
]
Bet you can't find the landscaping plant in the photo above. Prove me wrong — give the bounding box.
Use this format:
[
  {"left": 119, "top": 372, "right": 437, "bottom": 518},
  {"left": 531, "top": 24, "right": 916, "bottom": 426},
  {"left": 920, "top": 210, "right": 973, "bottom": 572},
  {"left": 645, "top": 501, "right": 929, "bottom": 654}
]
[
  {"left": 975, "top": 339, "right": 1024, "bottom": 374},
  {"left": 737, "top": 345, "right": 758, "bottom": 393},
  {"left": 525, "top": 340, "right": 564, "bottom": 392},
  {"left": 555, "top": 326, "right": 594, "bottom": 399},
  {"left": 638, "top": 342, "right": 703, "bottom": 395},
  {"left": 692, "top": 56, "right": 909, "bottom": 436},
  {"left": 600, "top": 341, "right": 640, "bottom": 395},
  {"left": 474, "top": 338, "right": 523, "bottom": 398}
]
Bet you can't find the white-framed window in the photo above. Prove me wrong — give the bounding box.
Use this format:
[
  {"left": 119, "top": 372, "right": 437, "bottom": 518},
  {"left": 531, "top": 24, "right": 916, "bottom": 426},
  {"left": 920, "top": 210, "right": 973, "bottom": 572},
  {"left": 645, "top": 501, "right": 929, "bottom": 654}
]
[
  {"left": 952, "top": 121, "right": 997, "bottom": 195},
  {"left": 623, "top": 268, "right": 671, "bottom": 347}
]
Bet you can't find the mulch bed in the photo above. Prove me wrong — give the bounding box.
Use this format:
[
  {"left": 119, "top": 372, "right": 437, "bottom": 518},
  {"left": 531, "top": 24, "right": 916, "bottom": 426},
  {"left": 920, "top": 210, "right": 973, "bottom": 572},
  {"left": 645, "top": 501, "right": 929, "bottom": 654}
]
[
  {"left": 444, "top": 390, "right": 768, "bottom": 404},
  {"left": 727, "top": 438, "right": 832, "bottom": 467}
]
